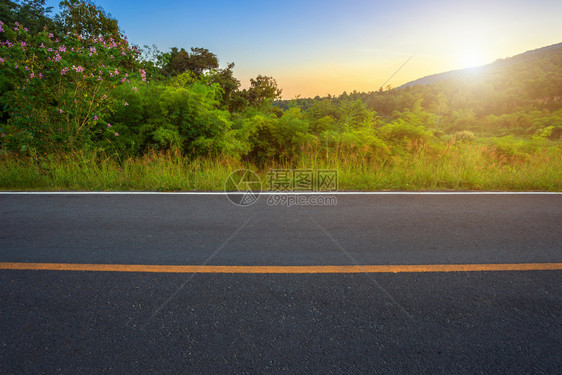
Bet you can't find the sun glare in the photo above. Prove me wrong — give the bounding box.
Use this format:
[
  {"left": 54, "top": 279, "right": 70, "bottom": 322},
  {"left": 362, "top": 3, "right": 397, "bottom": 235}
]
[
  {"left": 458, "top": 49, "right": 488, "bottom": 68},
  {"left": 447, "top": 20, "right": 495, "bottom": 70}
]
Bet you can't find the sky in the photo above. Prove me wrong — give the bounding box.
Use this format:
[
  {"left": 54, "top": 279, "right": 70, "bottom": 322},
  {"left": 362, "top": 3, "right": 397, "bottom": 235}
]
[{"left": 46, "top": 0, "right": 562, "bottom": 99}]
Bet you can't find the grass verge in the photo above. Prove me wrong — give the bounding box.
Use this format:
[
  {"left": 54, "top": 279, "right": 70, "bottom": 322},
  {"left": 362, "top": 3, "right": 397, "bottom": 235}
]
[{"left": 1, "top": 143, "right": 561, "bottom": 191}]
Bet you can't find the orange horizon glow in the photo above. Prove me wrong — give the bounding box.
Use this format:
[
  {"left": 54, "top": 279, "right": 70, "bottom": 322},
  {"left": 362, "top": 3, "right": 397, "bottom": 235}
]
[
  {"left": 47, "top": 0, "right": 562, "bottom": 100},
  {"left": 242, "top": 38, "right": 561, "bottom": 99}
]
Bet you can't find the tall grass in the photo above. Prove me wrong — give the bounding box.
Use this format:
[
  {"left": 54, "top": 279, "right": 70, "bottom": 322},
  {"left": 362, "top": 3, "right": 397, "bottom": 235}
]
[{"left": 1, "top": 143, "right": 561, "bottom": 191}]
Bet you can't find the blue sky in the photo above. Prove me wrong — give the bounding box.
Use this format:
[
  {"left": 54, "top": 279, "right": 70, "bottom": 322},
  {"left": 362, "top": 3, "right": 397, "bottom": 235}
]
[{"left": 46, "top": 0, "right": 562, "bottom": 98}]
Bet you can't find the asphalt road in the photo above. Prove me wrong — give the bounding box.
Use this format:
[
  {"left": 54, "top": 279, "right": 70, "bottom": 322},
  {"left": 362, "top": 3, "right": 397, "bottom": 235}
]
[{"left": 1, "top": 193, "right": 561, "bottom": 374}]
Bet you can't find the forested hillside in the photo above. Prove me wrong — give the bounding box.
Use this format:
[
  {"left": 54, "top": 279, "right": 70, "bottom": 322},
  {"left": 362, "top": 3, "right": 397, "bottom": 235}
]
[
  {"left": 278, "top": 43, "right": 562, "bottom": 138},
  {"left": 1, "top": 0, "right": 560, "bottom": 191}
]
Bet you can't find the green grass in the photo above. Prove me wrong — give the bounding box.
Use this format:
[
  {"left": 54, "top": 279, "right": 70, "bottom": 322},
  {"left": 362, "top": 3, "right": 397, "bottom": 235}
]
[{"left": 1, "top": 143, "right": 561, "bottom": 191}]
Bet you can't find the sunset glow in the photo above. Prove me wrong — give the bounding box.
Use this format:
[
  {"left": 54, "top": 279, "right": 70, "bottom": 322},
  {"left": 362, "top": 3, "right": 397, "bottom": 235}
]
[{"left": 44, "top": 0, "right": 562, "bottom": 98}]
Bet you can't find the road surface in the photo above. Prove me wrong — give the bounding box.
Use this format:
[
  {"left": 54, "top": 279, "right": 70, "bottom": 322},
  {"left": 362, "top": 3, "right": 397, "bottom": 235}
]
[{"left": 1, "top": 193, "right": 561, "bottom": 374}]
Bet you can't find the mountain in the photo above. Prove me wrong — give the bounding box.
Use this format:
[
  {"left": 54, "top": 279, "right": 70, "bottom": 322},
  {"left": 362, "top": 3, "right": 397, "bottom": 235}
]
[
  {"left": 399, "top": 66, "right": 487, "bottom": 88},
  {"left": 400, "top": 42, "right": 562, "bottom": 89},
  {"left": 277, "top": 42, "right": 562, "bottom": 121}
]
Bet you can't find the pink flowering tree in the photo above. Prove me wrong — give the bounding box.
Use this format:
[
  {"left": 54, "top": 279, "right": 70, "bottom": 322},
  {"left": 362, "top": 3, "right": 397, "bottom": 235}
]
[{"left": 0, "top": 19, "right": 144, "bottom": 154}]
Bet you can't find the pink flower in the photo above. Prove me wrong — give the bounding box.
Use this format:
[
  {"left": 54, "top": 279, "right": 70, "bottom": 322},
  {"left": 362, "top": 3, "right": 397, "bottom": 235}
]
[
  {"left": 0, "top": 58, "right": 4, "bottom": 64},
  {"left": 124, "top": 102, "right": 128, "bottom": 106},
  {"left": 94, "top": 115, "right": 99, "bottom": 120},
  {"left": 20, "top": 41, "right": 26, "bottom": 47},
  {"left": 107, "top": 123, "right": 112, "bottom": 128},
  {"left": 114, "top": 132, "right": 119, "bottom": 136},
  {"left": 59, "top": 109, "right": 63, "bottom": 113}
]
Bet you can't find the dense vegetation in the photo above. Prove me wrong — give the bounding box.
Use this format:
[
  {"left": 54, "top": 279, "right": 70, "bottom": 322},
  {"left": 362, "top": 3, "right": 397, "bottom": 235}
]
[{"left": 1, "top": 0, "right": 561, "bottom": 191}]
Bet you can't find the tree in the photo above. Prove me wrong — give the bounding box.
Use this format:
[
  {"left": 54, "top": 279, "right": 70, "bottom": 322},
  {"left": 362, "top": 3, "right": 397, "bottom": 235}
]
[
  {"left": 208, "top": 62, "right": 241, "bottom": 110},
  {"left": 55, "top": 0, "right": 123, "bottom": 42},
  {"left": 186, "top": 47, "right": 218, "bottom": 76},
  {"left": 166, "top": 47, "right": 190, "bottom": 76},
  {"left": 0, "top": 0, "right": 53, "bottom": 34},
  {"left": 243, "top": 75, "right": 282, "bottom": 107},
  {"left": 161, "top": 47, "right": 219, "bottom": 77},
  {"left": 0, "top": 13, "right": 141, "bottom": 154}
]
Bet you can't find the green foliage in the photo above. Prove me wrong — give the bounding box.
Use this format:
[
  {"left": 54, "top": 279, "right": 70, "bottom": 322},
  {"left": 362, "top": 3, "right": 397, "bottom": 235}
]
[
  {"left": 107, "top": 73, "right": 238, "bottom": 157},
  {"left": 379, "top": 119, "right": 432, "bottom": 144},
  {"left": 208, "top": 62, "right": 241, "bottom": 111},
  {"left": 453, "top": 130, "right": 475, "bottom": 142},
  {"left": 337, "top": 100, "right": 375, "bottom": 130},
  {"left": 2, "top": 143, "right": 560, "bottom": 191},
  {"left": 55, "top": 0, "right": 123, "bottom": 42},
  {"left": 160, "top": 46, "right": 219, "bottom": 77},
  {"left": 0, "top": 0, "right": 53, "bottom": 34},
  {"left": 242, "top": 75, "right": 282, "bottom": 108},
  {"left": 0, "top": 16, "right": 140, "bottom": 154}
]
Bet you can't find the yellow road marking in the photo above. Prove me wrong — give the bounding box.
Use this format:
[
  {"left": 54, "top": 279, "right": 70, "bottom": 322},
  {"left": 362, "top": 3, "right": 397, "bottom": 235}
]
[{"left": 0, "top": 262, "right": 561, "bottom": 273}]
